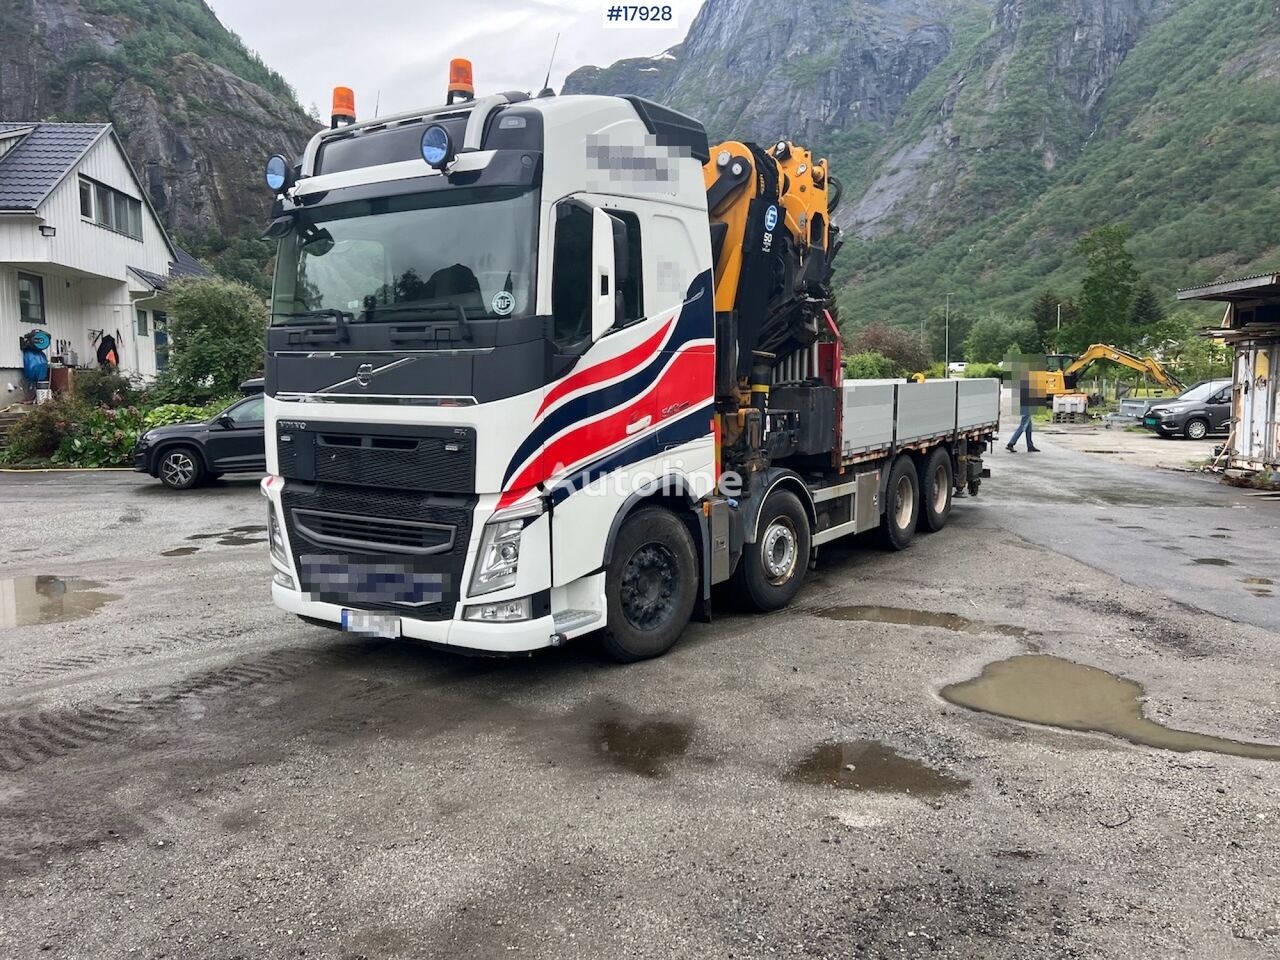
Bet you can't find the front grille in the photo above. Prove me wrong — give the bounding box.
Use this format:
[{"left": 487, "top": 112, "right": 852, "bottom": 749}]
[
  {"left": 283, "top": 484, "right": 475, "bottom": 620},
  {"left": 293, "top": 509, "right": 455, "bottom": 555},
  {"left": 277, "top": 424, "right": 475, "bottom": 493}
]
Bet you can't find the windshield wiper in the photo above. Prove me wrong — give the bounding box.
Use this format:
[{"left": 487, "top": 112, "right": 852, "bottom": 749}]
[
  {"left": 271, "top": 308, "right": 352, "bottom": 344},
  {"left": 272, "top": 308, "right": 353, "bottom": 327},
  {"left": 365, "top": 301, "right": 472, "bottom": 342}
]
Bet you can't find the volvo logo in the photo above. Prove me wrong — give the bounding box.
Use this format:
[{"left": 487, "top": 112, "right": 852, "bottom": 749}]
[
  {"left": 278, "top": 420, "right": 307, "bottom": 431},
  {"left": 356, "top": 363, "right": 374, "bottom": 387}
]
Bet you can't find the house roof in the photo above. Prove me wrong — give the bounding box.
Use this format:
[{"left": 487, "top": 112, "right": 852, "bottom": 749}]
[
  {"left": 128, "top": 243, "right": 214, "bottom": 292},
  {"left": 1178, "top": 273, "right": 1280, "bottom": 303},
  {"left": 0, "top": 122, "right": 110, "bottom": 211}
]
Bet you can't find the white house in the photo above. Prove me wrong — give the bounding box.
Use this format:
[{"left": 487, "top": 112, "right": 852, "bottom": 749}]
[{"left": 0, "top": 121, "right": 210, "bottom": 397}]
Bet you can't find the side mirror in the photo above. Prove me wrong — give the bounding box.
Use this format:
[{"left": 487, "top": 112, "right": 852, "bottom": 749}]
[
  {"left": 591, "top": 207, "right": 617, "bottom": 341},
  {"left": 217, "top": 414, "right": 235, "bottom": 429}
]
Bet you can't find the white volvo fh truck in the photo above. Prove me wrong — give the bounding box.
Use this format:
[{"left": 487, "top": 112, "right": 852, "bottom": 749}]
[{"left": 259, "top": 63, "right": 999, "bottom": 661}]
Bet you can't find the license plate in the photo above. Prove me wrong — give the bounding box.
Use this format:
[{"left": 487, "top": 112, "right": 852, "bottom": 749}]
[
  {"left": 341, "top": 610, "right": 401, "bottom": 638},
  {"left": 1143, "top": 417, "right": 1157, "bottom": 427}
]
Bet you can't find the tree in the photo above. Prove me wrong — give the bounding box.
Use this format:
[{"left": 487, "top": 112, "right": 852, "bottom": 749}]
[
  {"left": 844, "top": 351, "right": 900, "bottom": 379},
  {"left": 849, "top": 322, "right": 930, "bottom": 374},
  {"left": 1026, "top": 290, "right": 1079, "bottom": 353},
  {"left": 923, "top": 305, "right": 974, "bottom": 365},
  {"left": 1129, "top": 283, "right": 1167, "bottom": 329},
  {"left": 963, "top": 313, "right": 1038, "bottom": 363},
  {"left": 160, "top": 277, "right": 268, "bottom": 400},
  {"left": 1069, "top": 225, "right": 1139, "bottom": 350}
]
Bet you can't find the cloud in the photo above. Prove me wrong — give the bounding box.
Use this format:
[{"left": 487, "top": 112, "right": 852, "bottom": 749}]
[{"left": 208, "top": 0, "right": 698, "bottom": 119}]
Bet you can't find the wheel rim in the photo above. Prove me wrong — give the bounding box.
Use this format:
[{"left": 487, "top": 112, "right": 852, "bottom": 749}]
[
  {"left": 760, "top": 516, "right": 798, "bottom": 586},
  {"left": 932, "top": 464, "right": 949, "bottom": 514},
  {"left": 619, "top": 542, "right": 679, "bottom": 631},
  {"left": 894, "top": 475, "right": 915, "bottom": 529},
  {"left": 1188, "top": 421, "right": 1207, "bottom": 440},
  {"left": 162, "top": 452, "right": 194, "bottom": 486}
]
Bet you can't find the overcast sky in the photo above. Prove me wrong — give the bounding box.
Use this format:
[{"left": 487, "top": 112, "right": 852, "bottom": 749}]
[{"left": 208, "top": 0, "right": 700, "bottom": 120}]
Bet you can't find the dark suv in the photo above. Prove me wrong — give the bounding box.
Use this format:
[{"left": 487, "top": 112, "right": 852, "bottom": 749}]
[
  {"left": 134, "top": 393, "right": 266, "bottom": 489},
  {"left": 1142, "top": 379, "right": 1232, "bottom": 440}
]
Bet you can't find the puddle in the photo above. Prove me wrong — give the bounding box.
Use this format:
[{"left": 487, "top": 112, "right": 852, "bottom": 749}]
[
  {"left": 1192, "top": 558, "right": 1234, "bottom": 566},
  {"left": 186, "top": 525, "right": 268, "bottom": 547},
  {"left": 942, "top": 655, "right": 1280, "bottom": 761},
  {"left": 0, "top": 576, "right": 119, "bottom": 628},
  {"left": 787, "top": 740, "right": 968, "bottom": 796},
  {"left": 1242, "top": 577, "right": 1274, "bottom": 586},
  {"left": 593, "top": 718, "right": 692, "bottom": 777},
  {"left": 816, "top": 605, "right": 1031, "bottom": 639},
  {"left": 162, "top": 546, "right": 200, "bottom": 558},
  {"left": 1210, "top": 534, "right": 1230, "bottom": 540},
  {"left": 1247, "top": 589, "right": 1273, "bottom": 598}
]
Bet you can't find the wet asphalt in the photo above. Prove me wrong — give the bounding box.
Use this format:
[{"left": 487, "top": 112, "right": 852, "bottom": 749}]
[{"left": 0, "top": 444, "right": 1277, "bottom": 959}]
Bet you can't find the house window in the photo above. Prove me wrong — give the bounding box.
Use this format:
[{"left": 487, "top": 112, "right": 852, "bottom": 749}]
[
  {"left": 136, "top": 307, "right": 149, "bottom": 336},
  {"left": 82, "top": 176, "right": 143, "bottom": 240},
  {"left": 17, "top": 273, "right": 45, "bottom": 324}
]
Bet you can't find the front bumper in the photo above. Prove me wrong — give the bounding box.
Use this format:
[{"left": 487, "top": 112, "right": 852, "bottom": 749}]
[
  {"left": 271, "top": 582, "right": 560, "bottom": 653},
  {"left": 133, "top": 448, "right": 152, "bottom": 473}
]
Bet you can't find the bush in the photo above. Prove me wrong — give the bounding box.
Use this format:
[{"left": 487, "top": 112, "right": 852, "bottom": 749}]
[
  {"left": 844, "top": 351, "right": 902, "bottom": 379},
  {"left": 963, "top": 362, "right": 1006, "bottom": 379},
  {"left": 74, "top": 368, "right": 143, "bottom": 408},
  {"left": 1, "top": 395, "right": 88, "bottom": 463},
  {"left": 849, "top": 323, "right": 930, "bottom": 373},
  {"left": 143, "top": 403, "right": 214, "bottom": 429},
  {"left": 162, "top": 276, "right": 268, "bottom": 400},
  {"left": 52, "top": 406, "right": 146, "bottom": 468}
]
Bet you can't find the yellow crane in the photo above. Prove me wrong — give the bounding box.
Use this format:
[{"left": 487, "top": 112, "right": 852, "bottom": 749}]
[{"left": 1031, "top": 344, "right": 1184, "bottom": 403}]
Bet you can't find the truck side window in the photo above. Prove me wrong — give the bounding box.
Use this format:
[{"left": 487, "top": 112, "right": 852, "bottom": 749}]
[
  {"left": 610, "top": 210, "right": 644, "bottom": 326},
  {"left": 552, "top": 203, "right": 593, "bottom": 346}
]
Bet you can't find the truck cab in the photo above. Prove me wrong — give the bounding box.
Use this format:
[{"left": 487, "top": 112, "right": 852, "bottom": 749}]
[{"left": 260, "top": 68, "right": 997, "bottom": 661}]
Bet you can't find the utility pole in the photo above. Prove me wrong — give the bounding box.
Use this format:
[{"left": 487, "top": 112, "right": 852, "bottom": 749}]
[{"left": 944, "top": 293, "right": 952, "bottom": 378}]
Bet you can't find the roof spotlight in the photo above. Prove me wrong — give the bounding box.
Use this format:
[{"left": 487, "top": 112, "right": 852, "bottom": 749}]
[
  {"left": 264, "top": 155, "right": 294, "bottom": 193},
  {"left": 421, "top": 124, "right": 454, "bottom": 170}
]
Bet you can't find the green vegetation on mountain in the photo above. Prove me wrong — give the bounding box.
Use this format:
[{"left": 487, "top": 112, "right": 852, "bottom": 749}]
[{"left": 837, "top": 0, "right": 1280, "bottom": 333}]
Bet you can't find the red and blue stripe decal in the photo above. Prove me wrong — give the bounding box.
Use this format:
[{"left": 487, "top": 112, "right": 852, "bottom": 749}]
[{"left": 498, "top": 272, "right": 715, "bottom": 509}]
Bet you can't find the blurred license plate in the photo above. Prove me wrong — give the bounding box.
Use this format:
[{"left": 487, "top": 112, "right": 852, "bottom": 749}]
[
  {"left": 1143, "top": 416, "right": 1157, "bottom": 427},
  {"left": 341, "top": 610, "right": 401, "bottom": 638}
]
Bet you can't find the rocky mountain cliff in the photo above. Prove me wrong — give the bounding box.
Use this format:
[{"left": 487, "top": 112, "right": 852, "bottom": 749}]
[
  {"left": 568, "top": 0, "right": 1280, "bottom": 323},
  {"left": 0, "top": 0, "right": 316, "bottom": 239}
]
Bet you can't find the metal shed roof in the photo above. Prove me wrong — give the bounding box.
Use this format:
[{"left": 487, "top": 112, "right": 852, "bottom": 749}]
[
  {"left": 1178, "top": 273, "right": 1280, "bottom": 303},
  {"left": 0, "top": 122, "right": 110, "bottom": 211}
]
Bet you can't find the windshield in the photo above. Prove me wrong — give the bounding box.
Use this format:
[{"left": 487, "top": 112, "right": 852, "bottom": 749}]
[
  {"left": 1174, "top": 381, "right": 1223, "bottom": 403},
  {"left": 271, "top": 186, "right": 538, "bottom": 324}
]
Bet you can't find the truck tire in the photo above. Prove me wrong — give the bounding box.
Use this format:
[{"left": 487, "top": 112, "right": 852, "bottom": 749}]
[
  {"left": 918, "top": 447, "right": 954, "bottom": 533},
  {"left": 731, "top": 488, "right": 811, "bottom": 612},
  {"left": 600, "top": 506, "right": 699, "bottom": 663},
  {"left": 878, "top": 455, "right": 919, "bottom": 551}
]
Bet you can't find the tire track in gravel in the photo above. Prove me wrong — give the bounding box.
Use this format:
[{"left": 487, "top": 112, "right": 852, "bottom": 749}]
[
  {"left": 0, "top": 623, "right": 258, "bottom": 689},
  {"left": 0, "top": 642, "right": 371, "bottom": 773}
]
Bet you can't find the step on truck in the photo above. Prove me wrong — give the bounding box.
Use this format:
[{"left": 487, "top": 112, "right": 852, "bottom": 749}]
[{"left": 259, "top": 62, "right": 1000, "bottom": 661}]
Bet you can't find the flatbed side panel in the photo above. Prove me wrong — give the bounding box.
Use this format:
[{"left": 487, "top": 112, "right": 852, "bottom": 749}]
[
  {"left": 958, "top": 378, "right": 1001, "bottom": 431},
  {"left": 841, "top": 381, "right": 896, "bottom": 457},
  {"left": 897, "top": 381, "right": 958, "bottom": 446}
]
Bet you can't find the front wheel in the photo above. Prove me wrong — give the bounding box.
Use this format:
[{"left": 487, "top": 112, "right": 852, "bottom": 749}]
[
  {"left": 158, "top": 446, "right": 204, "bottom": 490},
  {"left": 1184, "top": 417, "right": 1209, "bottom": 441},
  {"left": 600, "top": 507, "right": 699, "bottom": 663},
  {"left": 878, "top": 455, "right": 919, "bottom": 551},
  {"left": 731, "top": 488, "right": 811, "bottom": 612}
]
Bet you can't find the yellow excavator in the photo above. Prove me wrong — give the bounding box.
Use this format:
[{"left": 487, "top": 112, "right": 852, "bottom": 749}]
[{"left": 1032, "top": 344, "right": 1184, "bottom": 404}]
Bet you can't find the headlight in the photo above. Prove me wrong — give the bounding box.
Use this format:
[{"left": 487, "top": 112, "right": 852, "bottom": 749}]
[
  {"left": 268, "top": 506, "right": 288, "bottom": 565},
  {"left": 136, "top": 431, "right": 154, "bottom": 448},
  {"left": 464, "top": 597, "right": 532, "bottom": 622},
  {"left": 468, "top": 500, "right": 543, "bottom": 597}
]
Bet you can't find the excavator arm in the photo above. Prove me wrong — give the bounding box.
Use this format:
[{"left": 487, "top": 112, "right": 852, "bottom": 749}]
[{"left": 1063, "top": 344, "right": 1185, "bottom": 393}]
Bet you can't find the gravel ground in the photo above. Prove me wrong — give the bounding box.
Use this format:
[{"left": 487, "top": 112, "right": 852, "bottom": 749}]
[{"left": 0, "top": 448, "right": 1277, "bottom": 960}]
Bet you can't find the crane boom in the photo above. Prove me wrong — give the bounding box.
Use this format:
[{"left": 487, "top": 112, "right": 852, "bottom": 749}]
[{"left": 1063, "top": 344, "right": 1185, "bottom": 392}]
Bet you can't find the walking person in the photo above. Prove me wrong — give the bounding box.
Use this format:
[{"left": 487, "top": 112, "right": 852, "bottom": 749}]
[{"left": 1006, "top": 366, "right": 1040, "bottom": 453}]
